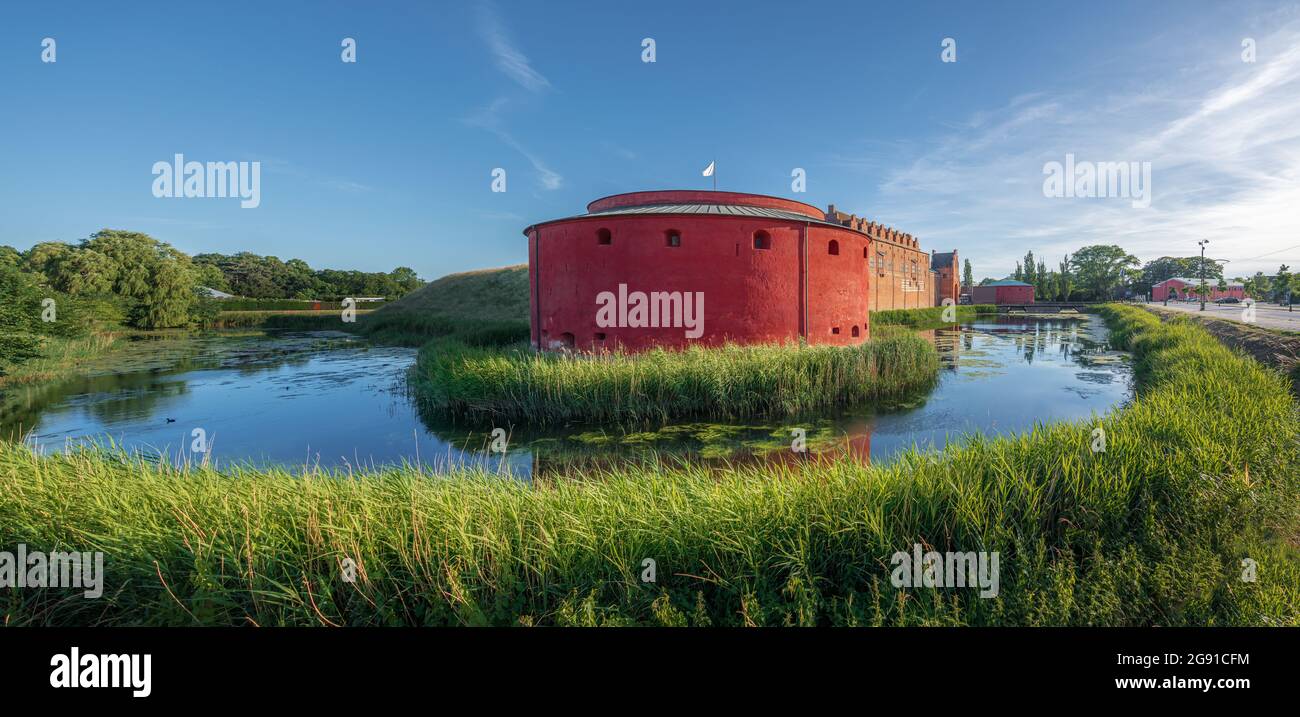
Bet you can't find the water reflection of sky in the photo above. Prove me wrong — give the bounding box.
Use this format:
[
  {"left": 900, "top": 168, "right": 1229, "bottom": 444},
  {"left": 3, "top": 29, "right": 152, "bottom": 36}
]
[{"left": 3, "top": 317, "right": 1132, "bottom": 477}]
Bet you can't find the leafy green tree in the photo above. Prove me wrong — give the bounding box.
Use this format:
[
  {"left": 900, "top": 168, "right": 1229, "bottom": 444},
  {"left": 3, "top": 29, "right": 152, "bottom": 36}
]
[
  {"left": 1273, "top": 265, "right": 1292, "bottom": 303},
  {"left": 1057, "top": 255, "right": 1073, "bottom": 301},
  {"left": 962, "top": 259, "right": 973, "bottom": 290},
  {"left": 389, "top": 266, "right": 424, "bottom": 294},
  {"left": 83, "top": 230, "right": 197, "bottom": 329},
  {"left": 1071, "top": 245, "right": 1139, "bottom": 300},
  {"left": 51, "top": 248, "right": 117, "bottom": 295},
  {"left": 21, "top": 242, "right": 73, "bottom": 283},
  {"left": 0, "top": 265, "right": 88, "bottom": 372},
  {"left": 0, "top": 246, "right": 20, "bottom": 268},
  {"left": 1022, "top": 251, "right": 1036, "bottom": 289},
  {"left": 0, "top": 266, "right": 47, "bottom": 369},
  {"left": 193, "top": 263, "right": 229, "bottom": 292}
]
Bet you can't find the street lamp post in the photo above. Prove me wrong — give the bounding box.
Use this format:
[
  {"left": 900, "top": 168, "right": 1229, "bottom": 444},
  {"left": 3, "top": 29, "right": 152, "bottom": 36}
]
[{"left": 1197, "top": 239, "right": 1210, "bottom": 311}]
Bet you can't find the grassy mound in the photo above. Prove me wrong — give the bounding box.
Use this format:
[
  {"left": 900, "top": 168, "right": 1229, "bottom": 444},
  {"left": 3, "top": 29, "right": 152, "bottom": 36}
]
[
  {"left": 410, "top": 327, "right": 940, "bottom": 426},
  {"left": 353, "top": 265, "right": 529, "bottom": 345},
  {"left": 0, "top": 305, "right": 1295, "bottom": 626}
]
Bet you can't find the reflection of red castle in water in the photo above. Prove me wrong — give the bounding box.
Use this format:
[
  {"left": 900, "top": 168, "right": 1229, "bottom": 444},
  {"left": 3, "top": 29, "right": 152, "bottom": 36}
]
[{"left": 523, "top": 190, "right": 958, "bottom": 352}]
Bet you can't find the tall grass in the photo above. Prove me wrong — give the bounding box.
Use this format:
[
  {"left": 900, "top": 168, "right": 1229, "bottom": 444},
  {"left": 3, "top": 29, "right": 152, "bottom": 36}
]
[
  {"left": 0, "top": 304, "right": 1296, "bottom": 626},
  {"left": 209, "top": 310, "right": 376, "bottom": 330},
  {"left": 410, "top": 327, "right": 940, "bottom": 426},
  {"left": 0, "top": 331, "right": 123, "bottom": 391},
  {"left": 352, "top": 264, "right": 530, "bottom": 346},
  {"left": 355, "top": 314, "right": 529, "bottom": 347},
  {"left": 871, "top": 304, "right": 996, "bottom": 329}
]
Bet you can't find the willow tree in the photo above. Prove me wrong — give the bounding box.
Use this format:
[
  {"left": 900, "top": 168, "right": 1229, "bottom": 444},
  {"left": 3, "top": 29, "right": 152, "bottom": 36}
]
[{"left": 82, "top": 230, "right": 198, "bottom": 329}]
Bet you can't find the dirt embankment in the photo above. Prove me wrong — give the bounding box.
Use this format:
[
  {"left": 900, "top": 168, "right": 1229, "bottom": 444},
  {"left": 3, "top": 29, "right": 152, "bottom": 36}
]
[{"left": 1143, "top": 306, "right": 1300, "bottom": 395}]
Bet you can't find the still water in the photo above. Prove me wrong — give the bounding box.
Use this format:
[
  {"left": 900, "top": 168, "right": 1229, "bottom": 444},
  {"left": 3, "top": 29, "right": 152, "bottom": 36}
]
[{"left": 0, "top": 317, "right": 1132, "bottom": 477}]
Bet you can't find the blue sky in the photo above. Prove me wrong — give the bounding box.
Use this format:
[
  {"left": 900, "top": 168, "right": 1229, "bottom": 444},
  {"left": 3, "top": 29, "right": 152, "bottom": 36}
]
[{"left": 2, "top": 0, "right": 1298, "bottom": 281}]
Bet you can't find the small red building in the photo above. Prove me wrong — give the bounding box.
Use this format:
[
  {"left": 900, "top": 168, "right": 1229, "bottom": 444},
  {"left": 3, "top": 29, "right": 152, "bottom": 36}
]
[
  {"left": 522, "top": 190, "right": 940, "bottom": 352},
  {"left": 1151, "top": 277, "right": 1245, "bottom": 302},
  {"left": 971, "top": 280, "right": 1034, "bottom": 305}
]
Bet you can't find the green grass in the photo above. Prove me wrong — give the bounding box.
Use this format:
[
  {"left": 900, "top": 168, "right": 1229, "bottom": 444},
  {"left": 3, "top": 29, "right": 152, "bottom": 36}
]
[
  {"left": 0, "top": 304, "right": 1296, "bottom": 626},
  {"left": 351, "top": 265, "right": 529, "bottom": 345},
  {"left": 209, "top": 266, "right": 530, "bottom": 343},
  {"left": 0, "top": 331, "right": 124, "bottom": 393},
  {"left": 409, "top": 327, "right": 940, "bottom": 426},
  {"left": 871, "top": 304, "right": 996, "bottom": 330},
  {"left": 209, "top": 310, "right": 376, "bottom": 330}
]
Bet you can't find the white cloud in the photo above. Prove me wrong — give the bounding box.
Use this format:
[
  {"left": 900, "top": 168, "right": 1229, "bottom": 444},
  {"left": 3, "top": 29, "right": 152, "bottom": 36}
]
[
  {"left": 855, "top": 21, "right": 1300, "bottom": 280},
  {"left": 477, "top": 1, "right": 550, "bottom": 93},
  {"left": 463, "top": 98, "right": 563, "bottom": 191}
]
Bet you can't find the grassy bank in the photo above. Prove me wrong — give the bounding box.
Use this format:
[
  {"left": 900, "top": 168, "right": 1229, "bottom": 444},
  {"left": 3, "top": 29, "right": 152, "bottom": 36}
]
[
  {"left": 0, "top": 331, "right": 124, "bottom": 393},
  {"left": 1, "top": 304, "right": 1296, "bottom": 626},
  {"left": 1144, "top": 305, "right": 1300, "bottom": 393},
  {"left": 352, "top": 265, "right": 529, "bottom": 345},
  {"left": 872, "top": 304, "right": 996, "bottom": 330},
  {"left": 210, "top": 310, "right": 376, "bottom": 330},
  {"left": 410, "top": 327, "right": 940, "bottom": 426}
]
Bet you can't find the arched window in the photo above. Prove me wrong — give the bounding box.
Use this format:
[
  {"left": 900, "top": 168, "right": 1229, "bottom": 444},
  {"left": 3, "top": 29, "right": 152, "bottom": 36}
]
[
  {"left": 753, "top": 231, "right": 771, "bottom": 250},
  {"left": 851, "top": 326, "right": 860, "bottom": 337},
  {"left": 665, "top": 230, "right": 681, "bottom": 248},
  {"left": 597, "top": 228, "right": 612, "bottom": 245},
  {"left": 863, "top": 247, "right": 869, "bottom": 259},
  {"left": 828, "top": 240, "right": 840, "bottom": 256}
]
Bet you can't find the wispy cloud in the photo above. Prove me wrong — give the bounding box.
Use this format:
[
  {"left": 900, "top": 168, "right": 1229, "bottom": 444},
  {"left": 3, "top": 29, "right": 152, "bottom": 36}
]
[
  {"left": 848, "top": 19, "right": 1300, "bottom": 280},
  {"left": 601, "top": 141, "right": 638, "bottom": 161},
  {"left": 465, "top": 4, "right": 563, "bottom": 191},
  {"left": 254, "top": 154, "right": 375, "bottom": 193},
  {"left": 464, "top": 98, "right": 563, "bottom": 190},
  {"left": 476, "top": 1, "right": 550, "bottom": 93}
]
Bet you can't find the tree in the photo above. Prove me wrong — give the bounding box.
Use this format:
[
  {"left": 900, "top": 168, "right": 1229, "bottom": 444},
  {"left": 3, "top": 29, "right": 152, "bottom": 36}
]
[
  {"left": 50, "top": 248, "right": 117, "bottom": 295},
  {"left": 389, "top": 266, "right": 424, "bottom": 294},
  {"left": 1013, "top": 262, "right": 1023, "bottom": 281},
  {"left": 1022, "top": 251, "right": 1036, "bottom": 289},
  {"left": 1057, "top": 255, "right": 1074, "bottom": 302},
  {"left": 1071, "top": 245, "right": 1139, "bottom": 300},
  {"left": 1036, "top": 259, "right": 1048, "bottom": 297},
  {"left": 962, "top": 259, "right": 973, "bottom": 290},
  {"left": 192, "top": 251, "right": 423, "bottom": 300},
  {"left": 83, "top": 230, "right": 198, "bottom": 329},
  {"left": 1273, "top": 265, "right": 1292, "bottom": 304},
  {"left": 0, "top": 264, "right": 88, "bottom": 372},
  {"left": 0, "top": 245, "right": 20, "bottom": 268},
  {"left": 21, "top": 241, "right": 73, "bottom": 283},
  {"left": 1246, "top": 272, "right": 1271, "bottom": 301},
  {"left": 193, "top": 263, "right": 229, "bottom": 292}
]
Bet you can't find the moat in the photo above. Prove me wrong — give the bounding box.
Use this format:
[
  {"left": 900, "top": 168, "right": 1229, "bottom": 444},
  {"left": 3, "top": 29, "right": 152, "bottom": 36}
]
[{"left": 1, "top": 316, "right": 1132, "bottom": 478}]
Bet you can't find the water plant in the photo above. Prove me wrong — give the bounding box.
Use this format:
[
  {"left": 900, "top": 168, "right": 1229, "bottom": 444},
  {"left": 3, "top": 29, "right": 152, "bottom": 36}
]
[
  {"left": 0, "top": 305, "right": 1294, "bottom": 626},
  {"left": 409, "top": 327, "right": 940, "bottom": 426}
]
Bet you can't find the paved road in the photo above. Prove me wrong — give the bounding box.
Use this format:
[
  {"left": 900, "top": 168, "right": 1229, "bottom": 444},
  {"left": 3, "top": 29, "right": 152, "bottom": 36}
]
[{"left": 1145, "top": 300, "right": 1300, "bottom": 333}]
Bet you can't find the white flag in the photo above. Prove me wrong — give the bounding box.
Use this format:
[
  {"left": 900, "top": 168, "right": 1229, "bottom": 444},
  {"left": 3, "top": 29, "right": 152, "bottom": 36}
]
[{"left": 702, "top": 161, "right": 715, "bottom": 177}]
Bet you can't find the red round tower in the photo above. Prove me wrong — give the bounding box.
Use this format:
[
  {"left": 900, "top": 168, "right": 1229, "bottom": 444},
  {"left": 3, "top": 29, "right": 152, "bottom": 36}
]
[{"left": 523, "top": 190, "right": 878, "bottom": 352}]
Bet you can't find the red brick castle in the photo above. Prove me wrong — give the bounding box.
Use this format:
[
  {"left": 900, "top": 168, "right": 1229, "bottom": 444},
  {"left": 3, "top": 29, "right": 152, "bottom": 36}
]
[{"left": 524, "top": 190, "right": 959, "bottom": 352}]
